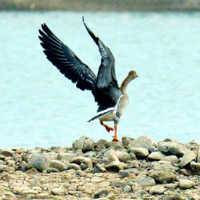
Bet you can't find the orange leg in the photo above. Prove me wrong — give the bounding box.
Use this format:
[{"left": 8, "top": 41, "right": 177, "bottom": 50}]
[
  {"left": 100, "top": 121, "right": 114, "bottom": 132},
  {"left": 112, "top": 125, "right": 121, "bottom": 142}
]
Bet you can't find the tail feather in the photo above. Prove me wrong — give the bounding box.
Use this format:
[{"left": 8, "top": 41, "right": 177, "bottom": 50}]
[{"left": 87, "top": 107, "right": 116, "bottom": 123}]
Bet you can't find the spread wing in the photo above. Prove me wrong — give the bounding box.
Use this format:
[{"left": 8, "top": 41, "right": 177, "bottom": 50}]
[
  {"left": 83, "top": 18, "right": 122, "bottom": 108},
  {"left": 39, "top": 23, "right": 97, "bottom": 94}
]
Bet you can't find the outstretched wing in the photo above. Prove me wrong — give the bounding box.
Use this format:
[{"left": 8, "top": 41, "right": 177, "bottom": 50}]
[
  {"left": 39, "top": 23, "right": 97, "bottom": 94},
  {"left": 82, "top": 18, "right": 122, "bottom": 108}
]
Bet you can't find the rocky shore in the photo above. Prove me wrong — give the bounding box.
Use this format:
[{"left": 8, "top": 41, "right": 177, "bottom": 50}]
[{"left": 0, "top": 135, "right": 200, "bottom": 199}]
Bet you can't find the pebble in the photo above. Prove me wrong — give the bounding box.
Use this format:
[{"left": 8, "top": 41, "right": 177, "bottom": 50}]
[
  {"left": 179, "top": 150, "right": 196, "bottom": 168},
  {"left": 179, "top": 179, "right": 195, "bottom": 189},
  {"left": 27, "top": 154, "right": 50, "bottom": 172},
  {"left": 72, "top": 136, "right": 94, "bottom": 152},
  {"left": 135, "top": 176, "right": 156, "bottom": 186},
  {"left": 0, "top": 136, "right": 199, "bottom": 200},
  {"left": 148, "top": 151, "right": 166, "bottom": 160},
  {"left": 149, "top": 185, "right": 165, "bottom": 195},
  {"left": 158, "top": 141, "right": 187, "bottom": 157},
  {"left": 128, "top": 147, "right": 149, "bottom": 158}
]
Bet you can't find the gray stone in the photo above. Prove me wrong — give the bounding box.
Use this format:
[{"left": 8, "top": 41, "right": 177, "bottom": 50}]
[
  {"left": 148, "top": 151, "right": 166, "bottom": 160},
  {"left": 134, "top": 190, "right": 148, "bottom": 198},
  {"left": 152, "top": 161, "right": 175, "bottom": 172},
  {"left": 50, "top": 160, "right": 66, "bottom": 171},
  {"left": 128, "top": 135, "right": 156, "bottom": 152},
  {"left": 103, "top": 149, "right": 119, "bottom": 163},
  {"left": 119, "top": 170, "right": 130, "bottom": 178},
  {"left": 72, "top": 136, "right": 94, "bottom": 152},
  {"left": 165, "top": 182, "right": 179, "bottom": 189},
  {"left": 21, "top": 161, "right": 28, "bottom": 172},
  {"left": 149, "top": 185, "right": 165, "bottom": 195},
  {"left": 135, "top": 176, "right": 156, "bottom": 186},
  {"left": 179, "top": 179, "right": 195, "bottom": 189},
  {"left": 46, "top": 167, "right": 60, "bottom": 173},
  {"left": 180, "top": 150, "right": 196, "bottom": 168},
  {"left": 115, "top": 151, "right": 132, "bottom": 163},
  {"left": 51, "top": 188, "right": 65, "bottom": 195},
  {"left": 158, "top": 141, "right": 187, "bottom": 157},
  {"left": 66, "top": 163, "right": 81, "bottom": 170},
  {"left": 190, "top": 161, "right": 200, "bottom": 174},
  {"left": 105, "top": 161, "right": 127, "bottom": 172},
  {"left": 93, "top": 164, "right": 107, "bottom": 173},
  {"left": 125, "top": 168, "right": 140, "bottom": 175},
  {"left": 128, "top": 160, "right": 141, "bottom": 169},
  {"left": 128, "top": 147, "right": 149, "bottom": 158},
  {"left": 57, "top": 153, "right": 75, "bottom": 161},
  {"left": 123, "top": 185, "right": 132, "bottom": 192},
  {"left": 27, "top": 154, "right": 50, "bottom": 172},
  {"left": 149, "top": 171, "right": 176, "bottom": 184},
  {"left": 161, "top": 155, "right": 179, "bottom": 164},
  {"left": 71, "top": 156, "right": 93, "bottom": 169}
]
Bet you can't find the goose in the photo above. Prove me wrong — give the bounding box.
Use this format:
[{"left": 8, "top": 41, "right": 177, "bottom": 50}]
[{"left": 38, "top": 17, "right": 138, "bottom": 142}]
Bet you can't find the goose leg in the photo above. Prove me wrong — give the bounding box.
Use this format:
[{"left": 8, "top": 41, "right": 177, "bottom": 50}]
[
  {"left": 112, "top": 125, "right": 121, "bottom": 142},
  {"left": 100, "top": 121, "right": 114, "bottom": 132}
]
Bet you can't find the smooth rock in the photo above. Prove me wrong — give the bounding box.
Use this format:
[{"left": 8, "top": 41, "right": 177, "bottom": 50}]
[
  {"left": 118, "top": 170, "right": 130, "bottom": 178},
  {"left": 158, "top": 141, "right": 187, "bottom": 157},
  {"left": 161, "top": 155, "right": 179, "bottom": 164},
  {"left": 152, "top": 161, "right": 175, "bottom": 172},
  {"left": 105, "top": 161, "right": 127, "bottom": 172},
  {"left": 150, "top": 171, "right": 176, "bottom": 184},
  {"left": 50, "top": 160, "right": 66, "bottom": 171},
  {"left": 128, "top": 147, "right": 149, "bottom": 158},
  {"left": 123, "top": 185, "right": 132, "bottom": 192},
  {"left": 20, "top": 161, "right": 28, "bottom": 172},
  {"left": 180, "top": 150, "right": 196, "bottom": 168},
  {"left": 165, "top": 182, "right": 179, "bottom": 189},
  {"left": 128, "top": 135, "right": 156, "bottom": 152},
  {"left": 128, "top": 160, "right": 141, "bottom": 169},
  {"left": 115, "top": 151, "right": 132, "bottom": 163},
  {"left": 149, "top": 185, "right": 165, "bottom": 195},
  {"left": 72, "top": 136, "right": 94, "bottom": 152},
  {"left": 148, "top": 151, "right": 166, "bottom": 160},
  {"left": 179, "top": 179, "right": 195, "bottom": 189},
  {"left": 46, "top": 167, "right": 59, "bottom": 173},
  {"left": 51, "top": 188, "right": 65, "bottom": 195},
  {"left": 66, "top": 163, "right": 81, "bottom": 170},
  {"left": 27, "top": 154, "right": 50, "bottom": 172},
  {"left": 103, "top": 149, "right": 119, "bottom": 163},
  {"left": 71, "top": 156, "right": 93, "bottom": 169},
  {"left": 135, "top": 176, "right": 156, "bottom": 186}
]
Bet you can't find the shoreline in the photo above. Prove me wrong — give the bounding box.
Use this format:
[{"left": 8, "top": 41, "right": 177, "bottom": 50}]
[
  {"left": 0, "top": 135, "right": 200, "bottom": 199},
  {"left": 1, "top": 0, "right": 200, "bottom": 12}
]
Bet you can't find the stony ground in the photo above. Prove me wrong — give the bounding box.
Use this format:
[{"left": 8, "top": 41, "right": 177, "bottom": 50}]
[{"left": 1, "top": 135, "right": 200, "bottom": 200}]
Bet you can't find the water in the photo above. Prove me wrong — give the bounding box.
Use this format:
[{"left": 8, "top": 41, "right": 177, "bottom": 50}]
[{"left": 0, "top": 11, "right": 200, "bottom": 149}]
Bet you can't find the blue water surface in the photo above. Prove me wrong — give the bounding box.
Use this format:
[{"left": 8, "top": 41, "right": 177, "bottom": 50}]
[{"left": 0, "top": 11, "right": 200, "bottom": 149}]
